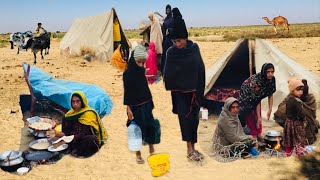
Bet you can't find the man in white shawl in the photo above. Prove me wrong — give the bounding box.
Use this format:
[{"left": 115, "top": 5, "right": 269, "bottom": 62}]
[{"left": 148, "top": 12, "right": 163, "bottom": 63}]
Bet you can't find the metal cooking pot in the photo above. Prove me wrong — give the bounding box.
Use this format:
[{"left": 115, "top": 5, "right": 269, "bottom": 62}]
[
  {"left": 264, "top": 135, "right": 283, "bottom": 142},
  {"left": 265, "top": 130, "right": 283, "bottom": 137},
  {"left": 0, "top": 150, "right": 24, "bottom": 172}
]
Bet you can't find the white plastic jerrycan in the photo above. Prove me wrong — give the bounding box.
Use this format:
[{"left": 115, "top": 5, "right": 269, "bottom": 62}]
[{"left": 127, "top": 121, "right": 142, "bottom": 151}]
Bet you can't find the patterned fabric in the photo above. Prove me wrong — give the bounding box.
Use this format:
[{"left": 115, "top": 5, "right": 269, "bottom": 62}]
[
  {"left": 274, "top": 94, "right": 318, "bottom": 144},
  {"left": 205, "top": 88, "right": 240, "bottom": 102},
  {"left": 238, "top": 72, "right": 276, "bottom": 112},
  {"left": 284, "top": 118, "right": 306, "bottom": 148}
]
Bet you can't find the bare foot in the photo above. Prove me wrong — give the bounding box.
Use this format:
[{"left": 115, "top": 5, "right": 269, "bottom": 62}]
[{"left": 149, "top": 144, "right": 155, "bottom": 155}]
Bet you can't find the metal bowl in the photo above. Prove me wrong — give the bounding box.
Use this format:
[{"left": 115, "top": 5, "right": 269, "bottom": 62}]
[
  {"left": 29, "top": 138, "right": 50, "bottom": 150},
  {"left": 28, "top": 128, "right": 47, "bottom": 138}
]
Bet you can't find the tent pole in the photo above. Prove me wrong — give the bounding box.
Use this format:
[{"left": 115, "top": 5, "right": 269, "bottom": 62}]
[
  {"left": 249, "top": 40, "right": 253, "bottom": 77},
  {"left": 23, "top": 63, "right": 36, "bottom": 117}
]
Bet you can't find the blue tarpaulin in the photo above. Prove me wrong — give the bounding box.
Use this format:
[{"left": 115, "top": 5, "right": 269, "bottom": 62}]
[{"left": 23, "top": 63, "right": 113, "bottom": 117}]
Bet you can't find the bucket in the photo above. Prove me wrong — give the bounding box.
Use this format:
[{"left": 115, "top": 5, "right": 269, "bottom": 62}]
[{"left": 147, "top": 153, "right": 170, "bottom": 177}]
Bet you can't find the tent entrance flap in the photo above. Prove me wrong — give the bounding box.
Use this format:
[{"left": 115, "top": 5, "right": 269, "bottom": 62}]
[{"left": 203, "top": 39, "right": 255, "bottom": 114}]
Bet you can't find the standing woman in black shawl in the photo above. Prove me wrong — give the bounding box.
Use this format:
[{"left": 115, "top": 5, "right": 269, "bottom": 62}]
[
  {"left": 163, "top": 7, "right": 206, "bottom": 163},
  {"left": 123, "top": 45, "right": 157, "bottom": 164},
  {"left": 160, "top": 4, "right": 174, "bottom": 74}
]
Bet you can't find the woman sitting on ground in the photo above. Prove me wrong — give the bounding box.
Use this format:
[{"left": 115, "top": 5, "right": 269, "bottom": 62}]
[
  {"left": 213, "top": 97, "right": 255, "bottom": 157},
  {"left": 47, "top": 91, "right": 107, "bottom": 157}
]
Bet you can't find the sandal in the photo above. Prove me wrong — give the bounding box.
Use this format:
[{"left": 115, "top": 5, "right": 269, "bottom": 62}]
[
  {"left": 187, "top": 151, "right": 202, "bottom": 164},
  {"left": 136, "top": 157, "right": 145, "bottom": 164},
  {"left": 194, "top": 150, "right": 204, "bottom": 160}
]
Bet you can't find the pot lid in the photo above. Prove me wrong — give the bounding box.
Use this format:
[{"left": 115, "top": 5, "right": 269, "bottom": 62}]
[
  {"left": 266, "top": 130, "right": 282, "bottom": 137},
  {"left": 25, "top": 151, "right": 53, "bottom": 162},
  {"left": 0, "top": 150, "right": 22, "bottom": 161}
]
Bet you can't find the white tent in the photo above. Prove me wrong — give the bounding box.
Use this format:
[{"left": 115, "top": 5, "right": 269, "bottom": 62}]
[
  {"left": 204, "top": 38, "right": 320, "bottom": 118},
  {"left": 60, "top": 8, "right": 129, "bottom": 62},
  {"left": 255, "top": 38, "right": 320, "bottom": 116}
]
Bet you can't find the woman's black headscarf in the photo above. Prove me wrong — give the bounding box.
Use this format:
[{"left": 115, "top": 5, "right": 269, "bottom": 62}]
[
  {"left": 260, "top": 63, "right": 275, "bottom": 80},
  {"left": 170, "top": 7, "right": 188, "bottom": 39},
  {"left": 123, "top": 52, "right": 152, "bottom": 106},
  {"left": 172, "top": 7, "right": 182, "bottom": 19}
]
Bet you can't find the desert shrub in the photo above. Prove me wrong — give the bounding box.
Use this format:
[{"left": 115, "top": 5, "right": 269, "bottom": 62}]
[
  {"left": 52, "top": 32, "right": 65, "bottom": 39},
  {"left": 80, "top": 46, "right": 96, "bottom": 57},
  {"left": 124, "top": 29, "right": 140, "bottom": 39}
]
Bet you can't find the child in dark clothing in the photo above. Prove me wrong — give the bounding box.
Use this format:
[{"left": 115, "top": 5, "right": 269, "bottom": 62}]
[
  {"left": 284, "top": 78, "right": 306, "bottom": 156},
  {"left": 123, "top": 45, "right": 158, "bottom": 164}
]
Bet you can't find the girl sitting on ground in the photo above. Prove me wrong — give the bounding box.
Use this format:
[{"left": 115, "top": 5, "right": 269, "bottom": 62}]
[{"left": 284, "top": 78, "right": 306, "bottom": 156}]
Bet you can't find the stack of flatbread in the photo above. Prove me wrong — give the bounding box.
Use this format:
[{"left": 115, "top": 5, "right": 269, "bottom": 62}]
[
  {"left": 28, "top": 117, "right": 56, "bottom": 131},
  {"left": 29, "top": 121, "right": 53, "bottom": 130}
]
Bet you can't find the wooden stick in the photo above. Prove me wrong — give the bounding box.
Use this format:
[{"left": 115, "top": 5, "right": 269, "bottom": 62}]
[
  {"left": 249, "top": 40, "right": 253, "bottom": 77},
  {"left": 23, "top": 63, "right": 36, "bottom": 117}
]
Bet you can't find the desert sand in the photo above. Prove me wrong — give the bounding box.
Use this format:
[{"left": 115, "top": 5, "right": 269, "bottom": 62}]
[{"left": 0, "top": 37, "right": 319, "bottom": 179}]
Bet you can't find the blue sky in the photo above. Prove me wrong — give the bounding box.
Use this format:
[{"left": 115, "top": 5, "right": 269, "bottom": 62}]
[{"left": 0, "top": 0, "right": 319, "bottom": 33}]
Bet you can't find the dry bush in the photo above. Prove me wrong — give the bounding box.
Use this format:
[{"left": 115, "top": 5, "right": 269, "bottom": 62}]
[
  {"left": 0, "top": 34, "right": 9, "bottom": 48},
  {"left": 124, "top": 29, "right": 140, "bottom": 39},
  {"left": 80, "top": 46, "right": 96, "bottom": 57}
]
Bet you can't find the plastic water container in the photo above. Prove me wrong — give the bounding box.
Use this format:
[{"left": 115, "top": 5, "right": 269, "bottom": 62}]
[
  {"left": 127, "top": 121, "right": 142, "bottom": 151},
  {"left": 200, "top": 107, "right": 208, "bottom": 120}
]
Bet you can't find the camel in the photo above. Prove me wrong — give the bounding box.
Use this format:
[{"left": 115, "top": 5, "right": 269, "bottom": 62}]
[{"left": 262, "top": 16, "right": 290, "bottom": 34}]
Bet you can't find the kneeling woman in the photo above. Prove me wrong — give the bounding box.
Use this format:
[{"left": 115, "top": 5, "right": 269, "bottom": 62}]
[
  {"left": 48, "top": 91, "right": 107, "bottom": 157},
  {"left": 213, "top": 97, "right": 255, "bottom": 157}
]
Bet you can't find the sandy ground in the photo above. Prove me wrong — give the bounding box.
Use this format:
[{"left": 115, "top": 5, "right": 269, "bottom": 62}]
[{"left": 0, "top": 37, "right": 319, "bottom": 180}]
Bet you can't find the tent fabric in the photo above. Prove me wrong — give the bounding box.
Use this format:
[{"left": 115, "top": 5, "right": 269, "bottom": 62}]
[
  {"left": 204, "top": 39, "right": 246, "bottom": 95},
  {"left": 23, "top": 63, "right": 113, "bottom": 117},
  {"left": 254, "top": 38, "right": 320, "bottom": 117},
  {"left": 204, "top": 38, "right": 319, "bottom": 119},
  {"left": 60, "top": 8, "right": 129, "bottom": 62}
]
